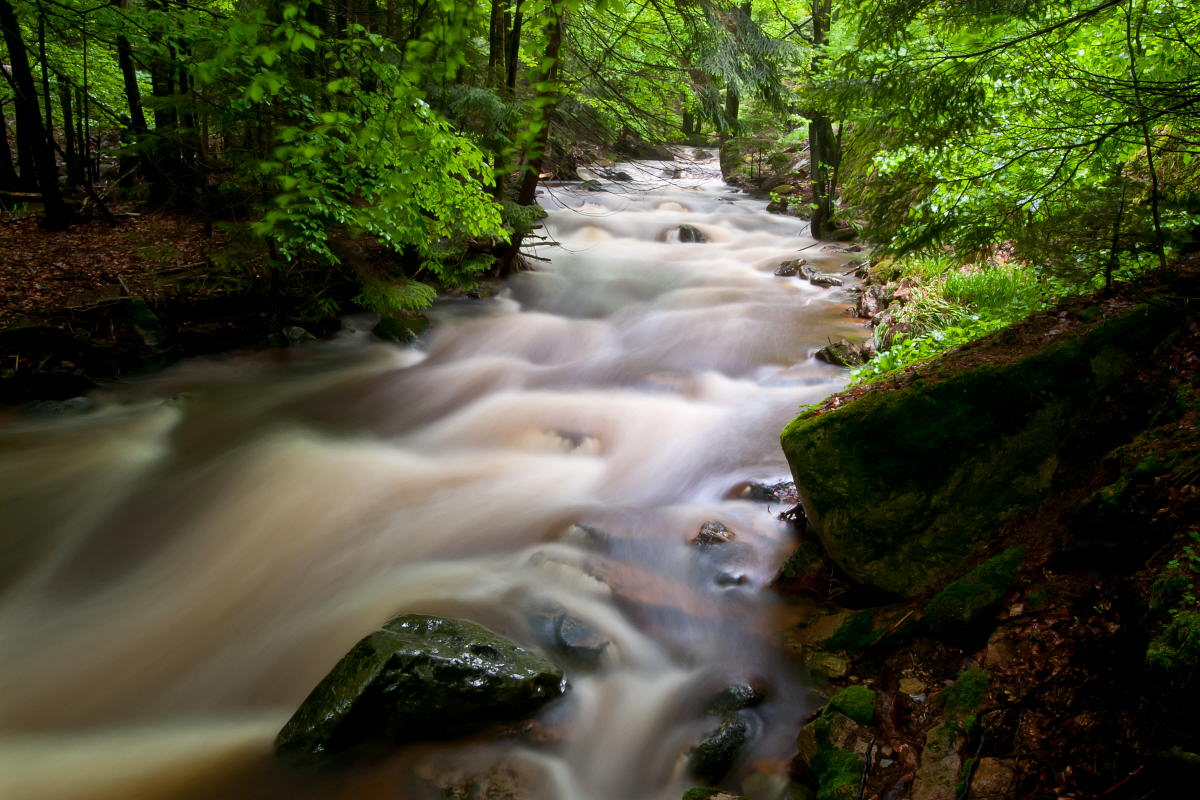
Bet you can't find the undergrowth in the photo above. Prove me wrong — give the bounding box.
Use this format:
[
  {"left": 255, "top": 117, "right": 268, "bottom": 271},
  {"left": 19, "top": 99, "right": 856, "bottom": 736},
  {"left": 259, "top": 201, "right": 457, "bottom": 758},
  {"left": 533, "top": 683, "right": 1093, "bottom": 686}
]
[{"left": 852, "top": 254, "right": 1056, "bottom": 382}]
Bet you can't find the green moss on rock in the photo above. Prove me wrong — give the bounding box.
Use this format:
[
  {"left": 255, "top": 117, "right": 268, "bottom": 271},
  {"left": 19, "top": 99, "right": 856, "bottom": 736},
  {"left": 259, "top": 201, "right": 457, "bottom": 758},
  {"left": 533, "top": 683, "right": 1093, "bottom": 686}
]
[
  {"left": 942, "top": 667, "right": 990, "bottom": 716},
  {"left": 275, "top": 614, "right": 564, "bottom": 767},
  {"left": 811, "top": 747, "right": 862, "bottom": 800},
  {"left": 828, "top": 685, "right": 876, "bottom": 725},
  {"left": 923, "top": 548, "right": 1024, "bottom": 635},
  {"left": 824, "top": 609, "right": 883, "bottom": 652},
  {"left": 780, "top": 303, "right": 1175, "bottom": 596}
]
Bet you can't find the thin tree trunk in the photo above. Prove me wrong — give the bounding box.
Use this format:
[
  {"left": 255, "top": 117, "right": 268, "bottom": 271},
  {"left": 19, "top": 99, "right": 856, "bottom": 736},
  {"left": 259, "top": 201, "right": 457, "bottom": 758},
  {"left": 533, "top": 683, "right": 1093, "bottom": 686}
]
[
  {"left": 487, "top": 0, "right": 504, "bottom": 86},
  {"left": 59, "top": 82, "right": 81, "bottom": 188},
  {"left": 516, "top": 2, "right": 564, "bottom": 207},
  {"left": 0, "top": 99, "right": 18, "bottom": 189},
  {"left": 506, "top": 1, "right": 523, "bottom": 95},
  {"left": 1125, "top": 0, "right": 1167, "bottom": 271},
  {"left": 1106, "top": 179, "right": 1128, "bottom": 289},
  {"left": 807, "top": 0, "right": 837, "bottom": 240},
  {"left": 0, "top": 0, "right": 69, "bottom": 227}
]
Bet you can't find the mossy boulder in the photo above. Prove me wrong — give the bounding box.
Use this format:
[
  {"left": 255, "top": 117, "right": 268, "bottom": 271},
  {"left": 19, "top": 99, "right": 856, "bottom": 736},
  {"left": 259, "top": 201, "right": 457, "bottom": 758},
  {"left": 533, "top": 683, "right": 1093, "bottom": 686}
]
[
  {"left": 828, "top": 686, "right": 876, "bottom": 725},
  {"left": 275, "top": 614, "right": 565, "bottom": 767},
  {"left": 797, "top": 709, "right": 866, "bottom": 800},
  {"left": 780, "top": 303, "right": 1175, "bottom": 597}
]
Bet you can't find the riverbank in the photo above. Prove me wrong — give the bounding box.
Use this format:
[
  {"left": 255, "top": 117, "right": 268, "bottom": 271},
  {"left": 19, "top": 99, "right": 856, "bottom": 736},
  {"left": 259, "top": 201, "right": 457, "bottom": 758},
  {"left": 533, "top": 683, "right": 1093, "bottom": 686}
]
[{"left": 770, "top": 257, "right": 1200, "bottom": 800}]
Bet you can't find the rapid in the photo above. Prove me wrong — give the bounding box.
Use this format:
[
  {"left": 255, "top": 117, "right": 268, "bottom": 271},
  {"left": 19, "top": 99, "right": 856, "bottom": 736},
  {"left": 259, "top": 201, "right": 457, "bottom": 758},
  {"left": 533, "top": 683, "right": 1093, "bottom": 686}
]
[{"left": 0, "top": 151, "right": 865, "bottom": 800}]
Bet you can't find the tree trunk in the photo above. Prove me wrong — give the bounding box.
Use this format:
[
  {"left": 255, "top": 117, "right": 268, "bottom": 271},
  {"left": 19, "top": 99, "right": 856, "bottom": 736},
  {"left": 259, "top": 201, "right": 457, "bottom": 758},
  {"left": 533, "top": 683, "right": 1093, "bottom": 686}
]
[
  {"left": 0, "top": 99, "right": 18, "bottom": 189},
  {"left": 807, "top": 0, "right": 837, "bottom": 240},
  {"left": 0, "top": 0, "right": 69, "bottom": 228},
  {"left": 147, "top": 0, "right": 181, "bottom": 206},
  {"left": 487, "top": 0, "right": 504, "bottom": 86},
  {"left": 506, "top": 1, "right": 523, "bottom": 95},
  {"left": 516, "top": 2, "right": 564, "bottom": 207},
  {"left": 59, "top": 82, "right": 82, "bottom": 188}
]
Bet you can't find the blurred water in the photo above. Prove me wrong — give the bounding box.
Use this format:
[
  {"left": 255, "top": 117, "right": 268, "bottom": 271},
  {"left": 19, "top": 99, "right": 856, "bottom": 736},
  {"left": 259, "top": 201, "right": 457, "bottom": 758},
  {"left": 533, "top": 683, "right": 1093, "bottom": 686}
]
[{"left": 0, "top": 150, "right": 863, "bottom": 800}]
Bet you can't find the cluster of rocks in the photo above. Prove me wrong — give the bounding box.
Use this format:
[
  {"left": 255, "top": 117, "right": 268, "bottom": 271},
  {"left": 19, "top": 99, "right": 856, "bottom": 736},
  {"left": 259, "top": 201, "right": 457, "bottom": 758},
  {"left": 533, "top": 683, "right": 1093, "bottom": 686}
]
[{"left": 773, "top": 258, "right": 844, "bottom": 289}]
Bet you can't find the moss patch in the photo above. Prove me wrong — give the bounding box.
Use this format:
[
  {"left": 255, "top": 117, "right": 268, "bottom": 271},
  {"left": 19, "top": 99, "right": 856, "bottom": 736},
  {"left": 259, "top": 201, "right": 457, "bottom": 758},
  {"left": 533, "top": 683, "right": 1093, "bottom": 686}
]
[
  {"left": 828, "top": 685, "right": 876, "bottom": 725},
  {"left": 825, "top": 609, "right": 883, "bottom": 652},
  {"left": 923, "top": 547, "right": 1024, "bottom": 635},
  {"left": 942, "top": 667, "right": 990, "bottom": 716},
  {"left": 811, "top": 746, "right": 862, "bottom": 800}
]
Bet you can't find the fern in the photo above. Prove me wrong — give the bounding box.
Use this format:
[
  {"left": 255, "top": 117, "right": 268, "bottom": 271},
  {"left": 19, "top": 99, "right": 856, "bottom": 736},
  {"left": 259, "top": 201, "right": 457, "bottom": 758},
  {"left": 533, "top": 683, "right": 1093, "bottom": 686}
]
[{"left": 355, "top": 279, "right": 438, "bottom": 314}]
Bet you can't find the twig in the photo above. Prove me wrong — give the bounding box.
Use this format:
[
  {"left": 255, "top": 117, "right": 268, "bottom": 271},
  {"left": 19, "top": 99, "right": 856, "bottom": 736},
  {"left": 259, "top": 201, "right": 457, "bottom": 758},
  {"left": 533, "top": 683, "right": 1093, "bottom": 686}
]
[{"left": 856, "top": 737, "right": 876, "bottom": 800}]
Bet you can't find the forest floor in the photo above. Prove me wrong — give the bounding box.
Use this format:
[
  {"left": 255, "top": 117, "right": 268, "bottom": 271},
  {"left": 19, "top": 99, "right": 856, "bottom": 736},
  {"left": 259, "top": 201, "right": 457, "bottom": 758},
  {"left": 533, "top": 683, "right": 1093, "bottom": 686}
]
[
  {"left": 0, "top": 206, "right": 307, "bottom": 405},
  {"left": 0, "top": 209, "right": 220, "bottom": 329}
]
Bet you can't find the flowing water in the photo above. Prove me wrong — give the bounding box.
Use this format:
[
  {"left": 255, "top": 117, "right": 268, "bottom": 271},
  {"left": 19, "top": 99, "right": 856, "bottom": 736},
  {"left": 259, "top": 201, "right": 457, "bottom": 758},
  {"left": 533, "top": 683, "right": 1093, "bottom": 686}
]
[{"left": 0, "top": 152, "right": 865, "bottom": 800}]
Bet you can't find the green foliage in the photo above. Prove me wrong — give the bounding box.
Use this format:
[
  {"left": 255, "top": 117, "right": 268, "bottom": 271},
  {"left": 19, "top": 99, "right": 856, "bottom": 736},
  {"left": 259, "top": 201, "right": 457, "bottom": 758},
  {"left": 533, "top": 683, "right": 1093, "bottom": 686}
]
[
  {"left": 1147, "top": 529, "right": 1200, "bottom": 674},
  {"left": 853, "top": 256, "right": 1056, "bottom": 382},
  {"left": 502, "top": 201, "right": 549, "bottom": 238},
  {"left": 821, "top": 0, "right": 1200, "bottom": 276},
  {"left": 354, "top": 279, "right": 438, "bottom": 315}
]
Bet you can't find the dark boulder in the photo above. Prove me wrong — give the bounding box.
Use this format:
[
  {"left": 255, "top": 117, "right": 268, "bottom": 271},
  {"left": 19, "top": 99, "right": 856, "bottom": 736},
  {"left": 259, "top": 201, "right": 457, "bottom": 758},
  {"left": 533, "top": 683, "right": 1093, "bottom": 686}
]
[
  {"left": 781, "top": 302, "right": 1178, "bottom": 596},
  {"left": 275, "top": 614, "right": 565, "bottom": 767},
  {"left": 687, "top": 714, "right": 752, "bottom": 784},
  {"left": 813, "top": 338, "right": 875, "bottom": 367},
  {"left": 679, "top": 225, "right": 708, "bottom": 243}
]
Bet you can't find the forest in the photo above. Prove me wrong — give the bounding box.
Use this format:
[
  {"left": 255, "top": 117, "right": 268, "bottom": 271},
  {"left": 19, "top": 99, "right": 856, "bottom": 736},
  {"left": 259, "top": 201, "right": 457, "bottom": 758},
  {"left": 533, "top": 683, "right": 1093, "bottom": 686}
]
[
  {"left": 2, "top": 1, "right": 1200, "bottom": 800},
  {"left": 2, "top": 0, "right": 1193, "bottom": 322}
]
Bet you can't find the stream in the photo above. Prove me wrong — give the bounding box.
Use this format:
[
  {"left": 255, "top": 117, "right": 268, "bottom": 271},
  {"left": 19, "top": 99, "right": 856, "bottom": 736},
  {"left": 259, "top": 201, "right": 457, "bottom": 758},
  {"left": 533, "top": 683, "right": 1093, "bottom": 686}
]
[{"left": 0, "top": 151, "right": 866, "bottom": 800}]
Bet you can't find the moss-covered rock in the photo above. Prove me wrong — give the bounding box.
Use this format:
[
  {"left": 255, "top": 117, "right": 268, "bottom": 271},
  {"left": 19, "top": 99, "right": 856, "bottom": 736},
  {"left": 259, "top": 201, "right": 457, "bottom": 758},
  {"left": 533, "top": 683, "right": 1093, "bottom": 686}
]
[
  {"left": 828, "top": 685, "right": 876, "bottom": 725},
  {"left": 941, "top": 667, "right": 990, "bottom": 717},
  {"left": 797, "top": 710, "right": 865, "bottom": 800},
  {"left": 911, "top": 722, "right": 964, "bottom": 800},
  {"left": 275, "top": 614, "right": 565, "bottom": 767},
  {"left": 780, "top": 303, "right": 1175, "bottom": 597},
  {"left": 923, "top": 548, "right": 1023, "bottom": 635}
]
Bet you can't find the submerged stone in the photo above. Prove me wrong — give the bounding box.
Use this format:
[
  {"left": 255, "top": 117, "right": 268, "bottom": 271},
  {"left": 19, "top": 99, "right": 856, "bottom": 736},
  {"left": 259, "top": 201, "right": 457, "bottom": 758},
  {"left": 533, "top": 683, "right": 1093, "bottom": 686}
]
[
  {"left": 275, "top": 614, "right": 565, "bottom": 767},
  {"left": 527, "top": 602, "right": 611, "bottom": 668}
]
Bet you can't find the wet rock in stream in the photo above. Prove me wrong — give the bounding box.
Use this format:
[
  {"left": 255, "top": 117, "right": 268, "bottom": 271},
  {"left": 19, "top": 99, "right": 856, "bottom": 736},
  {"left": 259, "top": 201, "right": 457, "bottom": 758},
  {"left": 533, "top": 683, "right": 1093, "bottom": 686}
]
[
  {"left": 274, "top": 614, "right": 565, "bottom": 768},
  {"left": 527, "top": 602, "right": 611, "bottom": 668},
  {"left": 813, "top": 338, "right": 875, "bottom": 367},
  {"left": 688, "top": 714, "right": 753, "bottom": 785},
  {"left": 692, "top": 520, "right": 736, "bottom": 548},
  {"left": 679, "top": 224, "right": 708, "bottom": 243}
]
